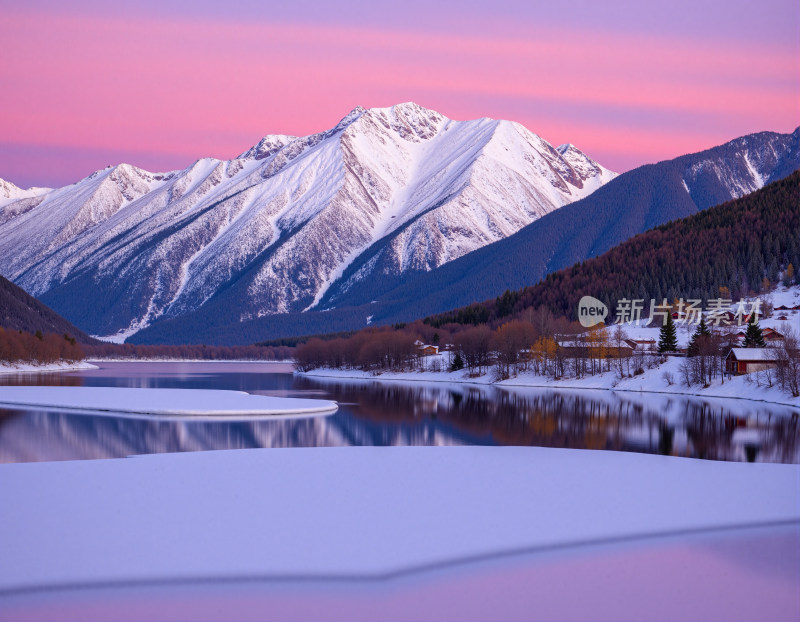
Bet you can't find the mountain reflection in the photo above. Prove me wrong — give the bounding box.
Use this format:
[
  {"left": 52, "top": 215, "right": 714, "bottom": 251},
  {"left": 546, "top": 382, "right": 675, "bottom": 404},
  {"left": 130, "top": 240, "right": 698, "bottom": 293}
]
[{"left": 0, "top": 365, "right": 797, "bottom": 463}]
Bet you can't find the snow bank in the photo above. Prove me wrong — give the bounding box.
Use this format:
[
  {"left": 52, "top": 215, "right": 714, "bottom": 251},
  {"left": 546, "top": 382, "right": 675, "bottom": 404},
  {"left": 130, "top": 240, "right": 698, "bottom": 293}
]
[
  {"left": 0, "top": 386, "right": 337, "bottom": 418},
  {"left": 0, "top": 361, "right": 98, "bottom": 375},
  {"left": 0, "top": 446, "right": 797, "bottom": 593}
]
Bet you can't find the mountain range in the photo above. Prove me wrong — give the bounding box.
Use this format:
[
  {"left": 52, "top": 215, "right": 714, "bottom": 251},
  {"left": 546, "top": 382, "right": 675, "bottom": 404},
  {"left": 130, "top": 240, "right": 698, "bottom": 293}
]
[
  {"left": 134, "top": 124, "right": 800, "bottom": 345},
  {"left": 0, "top": 103, "right": 614, "bottom": 342},
  {"left": 1, "top": 104, "right": 797, "bottom": 345}
]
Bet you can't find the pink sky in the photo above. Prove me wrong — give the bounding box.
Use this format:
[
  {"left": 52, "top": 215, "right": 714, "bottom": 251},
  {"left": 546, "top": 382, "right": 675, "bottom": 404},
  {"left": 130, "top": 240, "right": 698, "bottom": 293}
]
[{"left": 1, "top": 1, "right": 798, "bottom": 188}]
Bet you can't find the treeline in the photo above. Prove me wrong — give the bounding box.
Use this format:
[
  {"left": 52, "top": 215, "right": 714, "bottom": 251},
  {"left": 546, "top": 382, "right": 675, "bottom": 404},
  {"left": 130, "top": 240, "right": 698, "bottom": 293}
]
[
  {"left": 425, "top": 171, "right": 800, "bottom": 328},
  {"left": 294, "top": 311, "right": 578, "bottom": 378},
  {"left": 84, "top": 342, "right": 293, "bottom": 361},
  {"left": 294, "top": 314, "right": 665, "bottom": 383},
  {"left": 256, "top": 329, "right": 360, "bottom": 348},
  {"left": 0, "top": 328, "right": 85, "bottom": 364},
  {"left": 0, "top": 328, "right": 294, "bottom": 362},
  {"left": 294, "top": 312, "right": 800, "bottom": 397}
]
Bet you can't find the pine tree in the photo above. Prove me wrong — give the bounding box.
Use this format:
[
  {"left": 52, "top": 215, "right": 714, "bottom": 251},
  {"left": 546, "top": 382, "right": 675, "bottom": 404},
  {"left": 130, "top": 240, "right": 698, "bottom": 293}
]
[
  {"left": 450, "top": 352, "right": 464, "bottom": 371},
  {"left": 743, "top": 314, "right": 765, "bottom": 348},
  {"left": 687, "top": 317, "right": 711, "bottom": 357},
  {"left": 658, "top": 313, "right": 678, "bottom": 353}
]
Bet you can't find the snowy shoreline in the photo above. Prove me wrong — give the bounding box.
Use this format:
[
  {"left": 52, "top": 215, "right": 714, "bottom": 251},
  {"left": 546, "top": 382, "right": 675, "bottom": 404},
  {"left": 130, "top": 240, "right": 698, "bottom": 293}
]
[
  {"left": 0, "top": 361, "right": 98, "bottom": 375},
  {"left": 300, "top": 355, "right": 800, "bottom": 409}
]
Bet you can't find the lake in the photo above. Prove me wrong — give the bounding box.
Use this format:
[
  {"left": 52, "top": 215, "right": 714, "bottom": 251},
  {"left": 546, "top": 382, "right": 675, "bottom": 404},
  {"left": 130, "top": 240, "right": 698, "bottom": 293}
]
[{"left": 1, "top": 361, "right": 798, "bottom": 463}]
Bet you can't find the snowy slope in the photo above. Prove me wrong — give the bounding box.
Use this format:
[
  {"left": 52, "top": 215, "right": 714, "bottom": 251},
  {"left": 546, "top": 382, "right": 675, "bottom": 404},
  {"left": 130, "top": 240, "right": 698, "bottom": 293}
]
[{"left": 0, "top": 103, "right": 615, "bottom": 339}]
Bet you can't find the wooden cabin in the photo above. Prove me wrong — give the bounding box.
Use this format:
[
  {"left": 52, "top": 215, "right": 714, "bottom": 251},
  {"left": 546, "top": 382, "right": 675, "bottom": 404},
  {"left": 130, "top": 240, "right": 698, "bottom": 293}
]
[
  {"left": 625, "top": 339, "right": 656, "bottom": 351},
  {"left": 725, "top": 348, "right": 776, "bottom": 375}
]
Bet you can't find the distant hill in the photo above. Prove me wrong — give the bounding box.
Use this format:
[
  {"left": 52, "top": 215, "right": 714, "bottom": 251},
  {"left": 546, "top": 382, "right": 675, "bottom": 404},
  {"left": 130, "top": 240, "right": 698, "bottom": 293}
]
[
  {"left": 132, "top": 127, "right": 800, "bottom": 345},
  {"left": 0, "top": 275, "right": 97, "bottom": 343},
  {"left": 425, "top": 170, "right": 800, "bottom": 327}
]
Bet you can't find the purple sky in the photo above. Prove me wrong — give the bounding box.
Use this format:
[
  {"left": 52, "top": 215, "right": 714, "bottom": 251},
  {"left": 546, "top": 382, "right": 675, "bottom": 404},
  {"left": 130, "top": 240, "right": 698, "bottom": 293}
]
[{"left": 1, "top": 0, "right": 798, "bottom": 188}]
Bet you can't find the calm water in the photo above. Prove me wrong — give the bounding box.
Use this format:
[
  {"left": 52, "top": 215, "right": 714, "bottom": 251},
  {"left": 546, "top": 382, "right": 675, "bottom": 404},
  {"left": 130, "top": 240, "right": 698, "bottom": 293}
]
[{"left": 1, "top": 361, "right": 798, "bottom": 463}]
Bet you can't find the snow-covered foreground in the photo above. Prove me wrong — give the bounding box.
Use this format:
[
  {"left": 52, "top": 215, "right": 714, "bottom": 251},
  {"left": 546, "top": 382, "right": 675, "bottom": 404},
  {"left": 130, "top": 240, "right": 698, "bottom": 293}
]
[
  {"left": 0, "top": 447, "right": 798, "bottom": 621},
  {"left": 0, "top": 386, "right": 337, "bottom": 418},
  {"left": 1, "top": 447, "right": 797, "bottom": 591},
  {"left": 0, "top": 361, "right": 98, "bottom": 375},
  {"left": 303, "top": 353, "right": 800, "bottom": 408}
]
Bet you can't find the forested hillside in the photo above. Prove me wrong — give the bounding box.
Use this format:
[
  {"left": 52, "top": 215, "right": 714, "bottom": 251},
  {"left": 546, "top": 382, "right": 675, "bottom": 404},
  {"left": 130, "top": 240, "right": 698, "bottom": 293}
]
[
  {"left": 426, "top": 170, "right": 800, "bottom": 328},
  {"left": 0, "top": 275, "right": 96, "bottom": 344},
  {"left": 368, "top": 130, "right": 800, "bottom": 326}
]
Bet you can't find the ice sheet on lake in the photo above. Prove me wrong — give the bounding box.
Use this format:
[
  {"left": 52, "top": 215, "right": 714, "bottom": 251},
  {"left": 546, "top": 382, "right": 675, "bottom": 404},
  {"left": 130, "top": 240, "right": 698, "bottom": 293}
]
[{"left": 0, "top": 386, "right": 337, "bottom": 417}]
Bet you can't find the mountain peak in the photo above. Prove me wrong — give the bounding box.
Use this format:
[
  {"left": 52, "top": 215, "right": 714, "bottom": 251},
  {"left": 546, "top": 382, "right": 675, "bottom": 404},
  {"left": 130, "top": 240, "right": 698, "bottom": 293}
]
[
  {"left": 239, "top": 134, "right": 296, "bottom": 161},
  {"left": 0, "top": 177, "right": 51, "bottom": 203},
  {"left": 353, "top": 102, "right": 448, "bottom": 142},
  {"left": 0, "top": 177, "right": 22, "bottom": 196},
  {"left": 334, "top": 106, "right": 368, "bottom": 130}
]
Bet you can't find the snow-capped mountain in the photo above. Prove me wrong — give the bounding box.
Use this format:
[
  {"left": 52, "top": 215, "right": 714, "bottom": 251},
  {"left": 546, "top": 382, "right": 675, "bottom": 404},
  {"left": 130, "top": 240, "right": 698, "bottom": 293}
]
[{"left": 0, "top": 103, "right": 615, "bottom": 339}]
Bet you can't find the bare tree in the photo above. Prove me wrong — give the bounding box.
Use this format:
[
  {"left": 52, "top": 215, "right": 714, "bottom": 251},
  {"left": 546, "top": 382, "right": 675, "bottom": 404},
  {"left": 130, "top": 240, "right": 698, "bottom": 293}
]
[{"left": 774, "top": 329, "right": 800, "bottom": 397}]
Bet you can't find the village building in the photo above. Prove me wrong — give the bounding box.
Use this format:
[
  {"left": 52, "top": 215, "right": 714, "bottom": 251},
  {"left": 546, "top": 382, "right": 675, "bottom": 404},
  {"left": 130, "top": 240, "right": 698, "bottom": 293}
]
[
  {"left": 624, "top": 338, "right": 656, "bottom": 351},
  {"left": 725, "top": 348, "right": 776, "bottom": 375}
]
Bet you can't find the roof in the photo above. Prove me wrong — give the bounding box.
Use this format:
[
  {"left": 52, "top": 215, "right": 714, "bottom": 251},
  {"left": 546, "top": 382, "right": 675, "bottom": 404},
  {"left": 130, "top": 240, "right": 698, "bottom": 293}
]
[{"left": 726, "top": 348, "right": 775, "bottom": 362}]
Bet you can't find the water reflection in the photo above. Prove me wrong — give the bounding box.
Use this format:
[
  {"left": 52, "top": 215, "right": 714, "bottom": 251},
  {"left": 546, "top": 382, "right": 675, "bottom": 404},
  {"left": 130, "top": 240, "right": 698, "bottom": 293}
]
[{"left": 0, "top": 363, "right": 797, "bottom": 463}]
